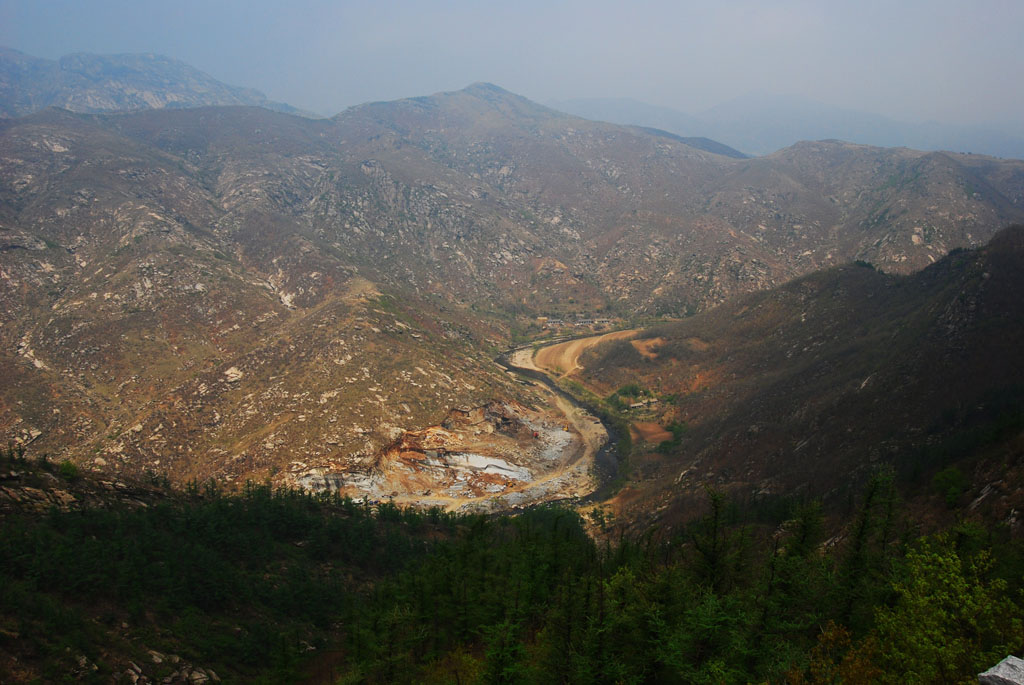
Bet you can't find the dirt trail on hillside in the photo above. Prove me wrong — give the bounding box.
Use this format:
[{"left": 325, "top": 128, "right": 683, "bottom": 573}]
[{"left": 532, "top": 329, "right": 638, "bottom": 378}]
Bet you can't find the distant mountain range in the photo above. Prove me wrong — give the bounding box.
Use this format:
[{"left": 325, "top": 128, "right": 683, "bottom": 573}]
[
  {"left": 0, "top": 47, "right": 313, "bottom": 118},
  {"left": 550, "top": 94, "right": 1024, "bottom": 160},
  {"left": 7, "top": 46, "right": 1019, "bottom": 162}
]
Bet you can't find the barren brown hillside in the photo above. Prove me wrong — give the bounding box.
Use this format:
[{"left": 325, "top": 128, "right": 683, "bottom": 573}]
[
  {"left": 2, "top": 84, "right": 1023, "bottom": 504},
  {"left": 577, "top": 226, "right": 1024, "bottom": 532}
]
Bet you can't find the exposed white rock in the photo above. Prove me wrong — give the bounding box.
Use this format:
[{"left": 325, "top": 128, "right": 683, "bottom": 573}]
[{"left": 980, "top": 656, "right": 1024, "bottom": 685}]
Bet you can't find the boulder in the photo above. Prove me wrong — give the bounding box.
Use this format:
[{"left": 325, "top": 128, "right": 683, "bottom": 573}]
[{"left": 980, "top": 656, "right": 1024, "bottom": 685}]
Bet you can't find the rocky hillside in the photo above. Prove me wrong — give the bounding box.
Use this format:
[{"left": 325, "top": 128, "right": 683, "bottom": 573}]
[
  {"left": 575, "top": 227, "right": 1024, "bottom": 530},
  {"left": 0, "top": 47, "right": 306, "bottom": 117},
  {"left": 1, "top": 83, "right": 1023, "bottom": 494},
  {"left": 0, "top": 109, "right": 529, "bottom": 487},
  {"left": 324, "top": 83, "right": 1024, "bottom": 312}
]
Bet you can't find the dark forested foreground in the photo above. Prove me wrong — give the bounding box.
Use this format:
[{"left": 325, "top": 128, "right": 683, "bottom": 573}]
[{"left": 1, "top": 453, "right": 1022, "bottom": 684}]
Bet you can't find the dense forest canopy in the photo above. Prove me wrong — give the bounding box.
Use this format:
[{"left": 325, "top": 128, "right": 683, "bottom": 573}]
[{"left": 1, "top": 448, "right": 1021, "bottom": 683}]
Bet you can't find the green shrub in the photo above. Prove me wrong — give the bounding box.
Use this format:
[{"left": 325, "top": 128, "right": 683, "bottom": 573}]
[
  {"left": 58, "top": 460, "right": 80, "bottom": 481},
  {"left": 932, "top": 466, "right": 968, "bottom": 507}
]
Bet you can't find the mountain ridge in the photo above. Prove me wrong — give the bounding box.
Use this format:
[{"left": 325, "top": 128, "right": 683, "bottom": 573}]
[
  {"left": 0, "top": 47, "right": 313, "bottom": 118},
  {"left": 574, "top": 225, "right": 1024, "bottom": 531},
  {"left": 1, "top": 83, "right": 1022, "bottom": 504}
]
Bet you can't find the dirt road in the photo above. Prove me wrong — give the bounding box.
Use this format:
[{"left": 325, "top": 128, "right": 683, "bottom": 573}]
[{"left": 530, "top": 329, "right": 638, "bottom": 378}]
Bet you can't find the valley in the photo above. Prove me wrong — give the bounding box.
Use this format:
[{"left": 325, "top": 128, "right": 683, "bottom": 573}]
[
  {"left": 574, "top": 225, "right": 1024, "bottom": 533},
  {"left": 1, "top": 82, "right": 1022, "bottom": 520},
  {"left": 290, "top": 388, "right": 604, "bottom": 514},
  {"left": 0, "top": 70, "right": 1022, "bottom": 684},
  {"left": 3, "top": 3, "right": 1024, "bottom": 673}
]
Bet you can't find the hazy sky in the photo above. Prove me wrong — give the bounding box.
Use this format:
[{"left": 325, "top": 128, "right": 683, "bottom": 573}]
[{"left": 2, "top": 0, "right": 1022, "bottom": 125}]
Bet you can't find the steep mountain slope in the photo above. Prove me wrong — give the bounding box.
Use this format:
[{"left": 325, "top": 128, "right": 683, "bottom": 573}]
[
  {"left": 0, "top": 47, "right": 307, "bottom": 117},
  {"left": 0, "top": 107, "right": 527, "bottom": 491},
  {"left": 1, "top": 83, "right": 1023, "bottom": 498},
  {"left": 630, "top": 126, "right": 749, "bottom": 159},
  {"left": 575, "top": 227, "right": 1024, "bottom": 529}
]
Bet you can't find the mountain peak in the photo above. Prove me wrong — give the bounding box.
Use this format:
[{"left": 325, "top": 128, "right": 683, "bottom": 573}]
[
  {"left": 462, "top": 82, "right": 512, "bottom": 96},
  {"left": 339, "top": 82, "right": 561, "bottom": 129},
  {"left": 446, "top": 82, "right": 562, "bottom": 121},
  {"left": 453, "top": 82, "right": 552, "bottom": 112}
]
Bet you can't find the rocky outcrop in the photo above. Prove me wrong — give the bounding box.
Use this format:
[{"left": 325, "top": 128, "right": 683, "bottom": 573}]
[
  {"left": 289, "top": 400, "right": 583, "bottom": 509},
  {"left": 980, "top": 656, "right": 1024, "bottom": 685},
  {"left": 0, "top": 456, "right": 169, "bottom": 515},
  {"left": 114, "top": 649, "right": 220, "bottom": 685}
]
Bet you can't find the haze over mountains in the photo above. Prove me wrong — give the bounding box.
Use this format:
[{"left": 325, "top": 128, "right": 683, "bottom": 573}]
[
  {"left": 2, "top": 72, "right": 1023, "bottom": 506},
  {"left": 0, "top": 47, "right": 309, "bottom": 118},
  {"left": 551, "top": 94, "right": 1024, "bottom": 160},
  {"left": 5, "top": 47, "right": 1022, "bottom": 162}
]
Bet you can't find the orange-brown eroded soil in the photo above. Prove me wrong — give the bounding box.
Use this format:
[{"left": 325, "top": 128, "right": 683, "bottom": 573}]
[
  {"left": 630, "top": 422, "right": 673, "bottom": 444},
  {"left": 630, "top": 337, "right": 665, "bottom": 360}
]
